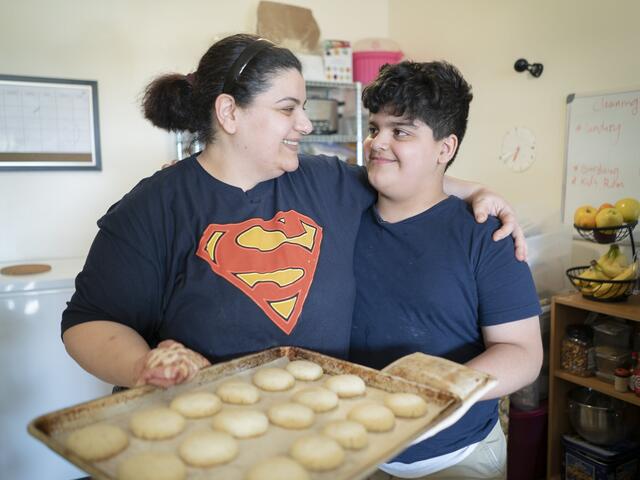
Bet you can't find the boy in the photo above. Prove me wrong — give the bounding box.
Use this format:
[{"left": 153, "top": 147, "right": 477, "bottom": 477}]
[{"left": 351, "top": 61, "right": 542, "bottom": 480}]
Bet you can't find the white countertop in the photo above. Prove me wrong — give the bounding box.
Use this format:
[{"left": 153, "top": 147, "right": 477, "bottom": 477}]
[{"left": 0, "top": 257, "right": 85, "bottom": 293}]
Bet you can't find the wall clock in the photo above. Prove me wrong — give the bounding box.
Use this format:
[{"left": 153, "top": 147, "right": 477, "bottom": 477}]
[{"left": 500, "top": 127, "right": 536, "bottom": 173}]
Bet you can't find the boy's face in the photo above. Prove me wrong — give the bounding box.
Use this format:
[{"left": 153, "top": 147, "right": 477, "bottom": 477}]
[{"left": 364, "top": 111, "right": 454, "bottom": 201}]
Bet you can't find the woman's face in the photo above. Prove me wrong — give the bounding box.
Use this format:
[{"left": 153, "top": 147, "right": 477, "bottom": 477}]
[{"left": 234, "top": 68, "right": 312, "bottom": 182}]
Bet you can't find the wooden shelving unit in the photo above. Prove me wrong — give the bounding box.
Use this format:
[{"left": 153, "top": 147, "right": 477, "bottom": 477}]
[{"left": 547, "top": 292, "right": 640, "bottom": 479}]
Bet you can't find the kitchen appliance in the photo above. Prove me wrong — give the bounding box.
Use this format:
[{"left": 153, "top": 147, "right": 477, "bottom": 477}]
[
  {"left": 306, "top": 98, "right": 338, "bottom": 134},
  {"left": 0, "top": 258, "right": 112, "bottom": 479},
  {"left": 568, "top": 387, "right": 638, "bottom": 445}
]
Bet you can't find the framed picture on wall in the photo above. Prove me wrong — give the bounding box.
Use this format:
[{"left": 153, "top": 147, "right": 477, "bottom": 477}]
[{"left": 0, "top": 74, "right": 101, "bottom": 171}]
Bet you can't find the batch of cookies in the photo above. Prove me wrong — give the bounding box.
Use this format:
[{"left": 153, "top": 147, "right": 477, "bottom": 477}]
[{"left": 64, "top": 359, "right": 431, "bottom": 480}]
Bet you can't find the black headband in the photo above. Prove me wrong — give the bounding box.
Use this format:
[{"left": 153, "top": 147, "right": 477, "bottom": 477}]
[{"left": 222, "top": 39, "right": 274, "bottom": 94}]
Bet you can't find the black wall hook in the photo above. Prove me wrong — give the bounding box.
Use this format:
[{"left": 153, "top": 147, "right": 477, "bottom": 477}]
[{"left": 514, "top": 58, "right": 543, "bottom": 78}]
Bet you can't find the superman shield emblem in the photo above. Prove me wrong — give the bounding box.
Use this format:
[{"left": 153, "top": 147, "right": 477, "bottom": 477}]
[{"left": 196, "top": 211, "right": 323, "bottom": 334}]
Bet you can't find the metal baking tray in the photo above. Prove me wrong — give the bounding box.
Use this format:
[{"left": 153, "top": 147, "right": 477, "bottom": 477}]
[{"left": 29, "top": 347, "right": 496, "bottom": 479}]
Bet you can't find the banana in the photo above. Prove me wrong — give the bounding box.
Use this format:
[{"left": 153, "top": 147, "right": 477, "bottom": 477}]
[
  {"left": 593, "top": 281, "right": 619, "bottom": 299},
  {"left": 593, "top": 260, "right": 624, "bottom": 279},
  {"left": 595, "top": 244, "right": 629, "bottom": 278},
  {"left": 614, "top": 249, "right": 629, "bottom": 268},
  {"left": 575, "top": 265, "right": 606, "bottom": 287},
  {"left": 593, "top": 261, "right": 638, "bottom": 299},
  {"left": 576, "top": 262, "right": 608, "bottom": 295},
  {"left": 580, "top": 283, "right": 599, "bottom": 296},
  {"left": 612, "top": 262, "right": 638, "bottom": 281},
  {"left": 585, "top": 261, "right": 612, "bottom": 298}
]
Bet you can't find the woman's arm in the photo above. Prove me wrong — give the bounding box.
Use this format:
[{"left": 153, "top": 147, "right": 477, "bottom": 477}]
[
  {"left": 443, "top": 175, "right": 527, "bottom": 261},
  {"left": 63, "top": 321, "right": 150, "bottom": 388},
  {"left": 63, "top": 322, "right": 210, "bottom": 388}
]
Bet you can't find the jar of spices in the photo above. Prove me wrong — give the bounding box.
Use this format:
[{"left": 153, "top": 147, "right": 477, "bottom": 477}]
[
  {"left": 561, "top": 324, "right": 595, "bottom": 377},
  {"left": 614, "top": 367, "right": 630, "bottom": 392}
]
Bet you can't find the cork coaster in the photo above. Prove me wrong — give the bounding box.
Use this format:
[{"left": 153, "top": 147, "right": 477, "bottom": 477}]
[{"left": 0, "top": 264, "right": 52, "bottom": 276}]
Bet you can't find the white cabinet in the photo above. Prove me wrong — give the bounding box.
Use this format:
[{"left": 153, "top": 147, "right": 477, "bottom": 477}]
[{"left": 0, "top": 258, "right": 113, "bottom": 480}]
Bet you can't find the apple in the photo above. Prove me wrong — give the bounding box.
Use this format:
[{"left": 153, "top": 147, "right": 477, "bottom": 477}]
[
  {"left": 614, "top": 197, "right": 640, "bottom": 223},
  {"left": 597, "top": 202, "right": 615, "bottom": 214},
  {"left": 594, "top": 207, "right": 624, "bottom": 242},
  {"left": 573, "top": 205, "right": 597, "bottom": 228},
  {"left": 596, "top": 207, "right": 624, "bottom": 228}
]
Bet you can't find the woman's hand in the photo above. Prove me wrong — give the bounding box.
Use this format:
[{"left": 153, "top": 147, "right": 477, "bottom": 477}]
[
  {"left": 470, "top": 187, "right": 527, "bottom": 262},
  {"left": 134, "top": 340, "right": 211, "bottom": 388},
  {"left": 162, "top": 159, "right": 178, "bottom": 170}
]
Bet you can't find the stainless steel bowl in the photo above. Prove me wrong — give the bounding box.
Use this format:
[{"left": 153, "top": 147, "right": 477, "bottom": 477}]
[{"left": 568, "top": 387, "right": 638, "bottom": 445}]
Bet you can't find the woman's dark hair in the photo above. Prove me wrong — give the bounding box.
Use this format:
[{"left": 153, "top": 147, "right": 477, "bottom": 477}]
[
  {"left": 362, "top": 60, "right": 473, "bottom": 169},
  {"left": 142, "top": 34, "right": 301, "bottom": 145}
]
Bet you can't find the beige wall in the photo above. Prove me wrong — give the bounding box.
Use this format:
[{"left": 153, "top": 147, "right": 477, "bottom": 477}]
[
  {"left": 2, "top": 0, "right": 638, "bottom": 264},
  {"left": 389, "top": 0, "right": 640, "bottom": 232},
  {"left": 0, "top": 0, "right": 389, "bottom": 262}
]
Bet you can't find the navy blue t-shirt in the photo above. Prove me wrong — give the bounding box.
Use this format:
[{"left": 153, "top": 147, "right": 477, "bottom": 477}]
[
  {"left": 350, "top": 196, "right": 540, "bottom": 463},
  {"left": 62, "top": 154, "right": 374, "bottom": 362}
]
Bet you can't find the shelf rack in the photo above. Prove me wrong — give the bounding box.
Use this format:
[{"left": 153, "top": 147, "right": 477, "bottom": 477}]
[{"left": 547, "top": 292, "right": 640, "bottom": 479}]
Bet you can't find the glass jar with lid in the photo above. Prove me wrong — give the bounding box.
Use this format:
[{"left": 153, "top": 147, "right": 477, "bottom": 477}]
[{"left": 561, "top": 324, "right": 595, "bottom": 377}]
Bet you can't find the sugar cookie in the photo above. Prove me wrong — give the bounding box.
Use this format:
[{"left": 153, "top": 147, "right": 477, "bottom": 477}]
[
  {"left": 324, "top": 374, "right": 366, "bottom": 398},
  {"left": 384, "top": 392, "right": 429, "bottom": 418},
  {"left": 322, "top": 420, "right": 368, "bottom": 449},
  {"left": 348, "top": 403, "right": 395, "bottom": 432},
  {"left": 65, "top": 423, "right": 128, "bottom": 461},
  {"left": 289, "top": 434, "right": 345, "bottom": 471},
  {"left": 117, "top": 452, "right": 186, "bottom": 480},
  {"left": 178, "top": 430, "right": 238, "bottom": 467},
  {"left": 292, "top": 387, "right": 339, "bottom": 413},
  {"left": 246, "top": 456, "right": 310, "bottom": 480},
  {"left": 170, "top": 391, "right": 222, "bottom": 418},
  {"left": 216, "top": 381, "right": 260, "bottom": 405},
  {"left": 129, "top": 407, "right": 185, "bottom": 440},
  {"left": 286, "top": 360, "right": 323, "bottom": 381},
  {"left": 253, "top": 367, "right": 295, "bottom": 391},
  {"left": 268, "top": 402, "right": 315, "bottom": 429},
  {"left": 212, "top": 409, "right": 269, "bottom": 438}
]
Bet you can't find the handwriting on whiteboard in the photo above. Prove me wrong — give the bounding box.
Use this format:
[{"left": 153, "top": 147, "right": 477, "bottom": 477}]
[
  {"left": 563, "top": 90, "right": 640, "bottom": 226},
  {"left": 569, "top": 163, "right": 624, "bottom": 189},
  {"left": 574, "top": 121, "right": 622, "bottom": 144},
  {"left": 592, "top": 95, "right": 640, "bottom": 115}
]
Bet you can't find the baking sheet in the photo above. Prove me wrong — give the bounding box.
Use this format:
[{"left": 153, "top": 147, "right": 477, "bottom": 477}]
[
  {"left": 29, "top": 347, "right": 495, "bottom": 479},
  {"left": 382, "top": 352, "right": 498, "bottom": 445}
]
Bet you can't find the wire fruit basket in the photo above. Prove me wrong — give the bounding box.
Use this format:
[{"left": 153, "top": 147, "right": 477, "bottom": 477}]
[
  {"left": 573, "top": 222, "right": 637, "bottom": 246},
  {"left": 566, "top": 265, "right": 637, "bottom": 302}
]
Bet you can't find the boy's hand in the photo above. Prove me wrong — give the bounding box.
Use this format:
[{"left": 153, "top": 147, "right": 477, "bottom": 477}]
[
  {"left": 471, "top": 188, "right": 527, "bottom": 262},
  {"left": 162, "top": 160, "right": 178, "bottom": 170}
]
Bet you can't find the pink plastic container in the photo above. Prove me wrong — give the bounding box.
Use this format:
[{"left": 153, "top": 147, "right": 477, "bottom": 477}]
[
  {"left": 353, "top": 50, "right": 403, "bottom": 84},
  {"left": 507, "top": 401, "right": 548, "bottom": 480}
]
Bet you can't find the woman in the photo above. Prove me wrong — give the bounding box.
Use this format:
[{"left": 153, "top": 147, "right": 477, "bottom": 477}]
[{"left": 62, "top": 34, "right": 523, "bottom": 389}]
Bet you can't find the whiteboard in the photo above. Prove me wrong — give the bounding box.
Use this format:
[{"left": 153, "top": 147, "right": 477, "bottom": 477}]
[
  {"left": 0, "top": 75, "right": 101, "bottom": 170},
  {"left": 562, "top": 89, "right": 640, "bottom": 235}
]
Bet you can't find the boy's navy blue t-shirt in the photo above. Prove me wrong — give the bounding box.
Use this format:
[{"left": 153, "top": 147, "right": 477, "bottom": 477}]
[{"left": 351, "top": 196, "right": 541, "bottom": 464}]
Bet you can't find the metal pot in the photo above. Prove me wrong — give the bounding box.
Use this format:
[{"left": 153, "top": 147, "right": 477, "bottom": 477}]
[
  {"left": 568, "top": 387, "right": 638, "bottom": 445},
  {"left": 306, "top": 98, "right": 338, "bottom": 134}
]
